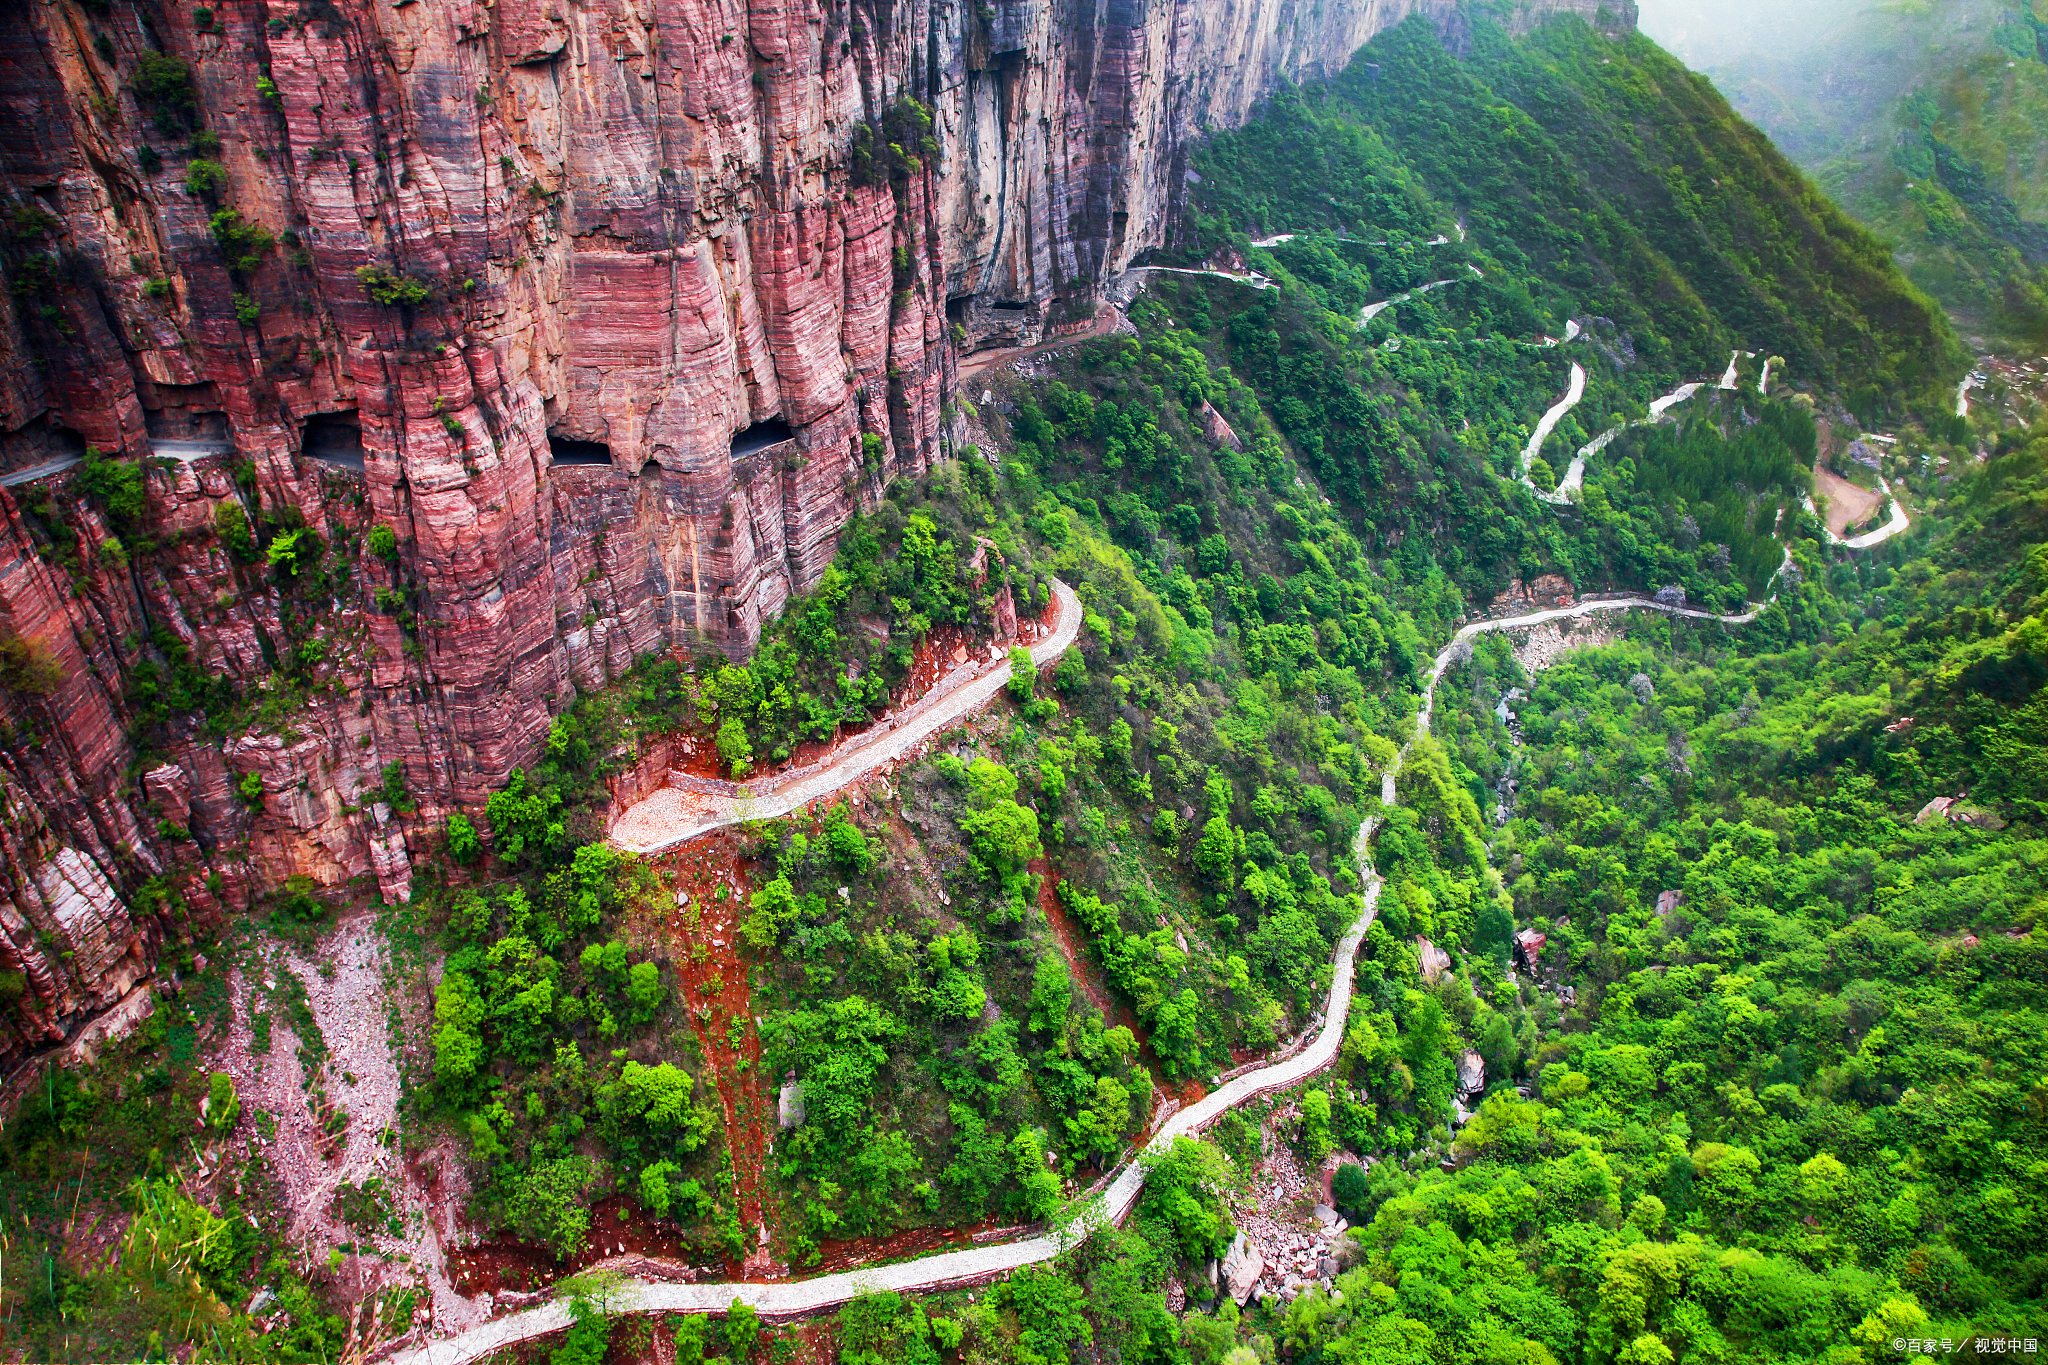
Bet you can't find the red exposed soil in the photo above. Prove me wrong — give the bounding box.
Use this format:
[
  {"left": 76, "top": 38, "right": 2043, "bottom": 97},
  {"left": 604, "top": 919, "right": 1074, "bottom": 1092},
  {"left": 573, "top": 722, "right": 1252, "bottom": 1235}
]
[
  {"left": 446, "top": 1197, "right": 709, "bottom": 1297},
  {"left": 1035, "top": 866, "right": 1124, "bottom": 1025},
  {"left": 650, "top": 831, "right": 782, "bottom": 1279},
  {"left": 668, "top": 732, "right": 729, "bottom": 782},
  {"left": 806, "top": 1217, "right": 1022, "bottom": 1274},
  {"left": 782, "top": 1316, "right": 841, "bottom": 1365}
]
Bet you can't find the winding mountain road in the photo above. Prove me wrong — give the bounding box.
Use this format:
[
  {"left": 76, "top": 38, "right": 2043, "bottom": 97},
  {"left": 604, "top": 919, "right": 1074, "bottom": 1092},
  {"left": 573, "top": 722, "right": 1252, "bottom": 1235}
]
[
  {"left": 1358, "top": 265, "right": 1482, "bottom": 325},
  {"left": 1804, "top": 475, "right": 1911, "bottom": 549},
  {"left": 388, "top": 587, "right": 1771, "bottom": 1365},
  {"left": 612, "top": 579, "right": 1083, "bottom": 854}
]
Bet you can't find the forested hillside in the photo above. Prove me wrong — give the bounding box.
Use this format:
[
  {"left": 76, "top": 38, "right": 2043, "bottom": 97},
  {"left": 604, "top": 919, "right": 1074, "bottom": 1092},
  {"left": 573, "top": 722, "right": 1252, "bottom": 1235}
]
[
  {"left": 0, "top": 10, "right": 2036, "bottom": 1365},
  {"left": 1316, "top": 432, "right": 2048, "bottom": 1363},
  {"left": 1185, "top": 15, "right": 1966, "bottom": 423},
  {"left": 1642, "top": 0, "right": 2048, "bottom": 348}
]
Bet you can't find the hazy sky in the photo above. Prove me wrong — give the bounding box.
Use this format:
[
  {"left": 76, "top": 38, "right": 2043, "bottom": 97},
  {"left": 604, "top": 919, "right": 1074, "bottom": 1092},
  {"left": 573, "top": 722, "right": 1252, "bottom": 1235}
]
[
  {"left": 1634, "top": 0, "right": 2001, "bottom": 162},
  {"left": 1636, "top": 0, "right": 1876, "bottom": 70}
]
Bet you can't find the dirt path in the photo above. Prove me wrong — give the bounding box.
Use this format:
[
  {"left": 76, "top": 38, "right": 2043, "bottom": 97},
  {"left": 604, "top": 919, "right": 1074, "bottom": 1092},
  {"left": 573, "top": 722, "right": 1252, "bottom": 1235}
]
[
  {"left": 1517, "top": 362, "right": 1586, "bottom": 501},
  {"left": 384, "top": 590, "right": 1771, "bottom": 1365},
  {"left": 611, "top": 579, "right": 1082, "bottom": 855},
  {"left": 957, "top": 305, "right": 1133, "bottom": 380},
  {"left": 1357, "top": 265, "right": 1482, "bottom": 324},
  {"left": 1514, "top": 372, "right": 1711, "bottom": 506}
]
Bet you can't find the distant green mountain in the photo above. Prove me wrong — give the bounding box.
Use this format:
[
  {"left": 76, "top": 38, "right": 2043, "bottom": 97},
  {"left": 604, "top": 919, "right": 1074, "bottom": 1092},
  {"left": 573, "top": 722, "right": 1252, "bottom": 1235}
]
[
  {"left": 1188, "top": 11, "right": 1967, "bottom": 419},
  {"left": 1641, "top": 0, "right": 2048, "bottom": 349}
]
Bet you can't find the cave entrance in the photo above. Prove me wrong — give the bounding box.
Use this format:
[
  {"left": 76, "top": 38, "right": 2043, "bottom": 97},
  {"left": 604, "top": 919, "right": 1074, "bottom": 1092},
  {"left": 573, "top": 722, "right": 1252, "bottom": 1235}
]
[
  {"left": 548, "top": 434, "right": 613, "bottom": 466},
  {"left": 303, "top": 411, "right": 364, "bottom": 470},
  {"left": 730, "top": 419, "right": 794, "bottom": 457},
  {"left": 989, "top": 300, "right": 1030, "bottom": 312}
]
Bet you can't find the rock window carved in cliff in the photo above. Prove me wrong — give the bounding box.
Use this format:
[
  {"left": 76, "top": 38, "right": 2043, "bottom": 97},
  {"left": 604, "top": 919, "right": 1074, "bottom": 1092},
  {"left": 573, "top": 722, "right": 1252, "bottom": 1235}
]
[
  {"left": 730, "top": 419, "right": 794, "bottom": 458},
  {"left": 303, "top": 411, "right": 364, "bottom": 470},
  {"left": 547, "top": 434, "right": 612, "bottom": 467}
]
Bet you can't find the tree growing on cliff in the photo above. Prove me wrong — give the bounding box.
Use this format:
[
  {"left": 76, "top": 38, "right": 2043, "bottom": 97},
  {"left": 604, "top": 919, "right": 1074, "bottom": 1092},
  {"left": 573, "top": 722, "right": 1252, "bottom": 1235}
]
[
  {"left": 0, "top": 635, "right": 64, "bottom": 698},
  {"left": 131, "top": 54, "right": 198, "bottom": 135},
  {"left": 355, "top": 264, "right": 431, "bottom": 308},
  {"left": 76, "top": 445, "right": 144, "bottom": 537},
  {"left": 443, "top": 811, "right": 480, "bottom": 863},
  {"left": 485, "top": 768, "right": 566, "bottom": 868},
  {"left": 716, "top": 715, "right": 753, "bottom": 777}
]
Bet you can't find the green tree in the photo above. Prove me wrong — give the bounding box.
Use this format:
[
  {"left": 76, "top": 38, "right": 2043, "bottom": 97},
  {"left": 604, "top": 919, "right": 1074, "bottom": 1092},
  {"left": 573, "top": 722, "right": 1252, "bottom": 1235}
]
[
  {"left": 433, "top": 971, "right": 486, "bottom": 1090},
  {"left": 551, "top": 1295, "right": 609, "bottom": 1365},
  {"left": 717, "top": 715, "right": 754, "bottom": 777},
  {"left": 619, "top": 1061, "right": 698, "bottom": 1130},
  {"left": 1138, "top": 1137, "right": 1236, "bottom": 1261},
  {"left": 824, "top": 808, "right": 875, "bottom": 873},
  {"left": 444, "top": 811, "right": 481, "bottom": 863},
  {"left": 725, "top": 1299, "right": 761, "bottom": 1362},
  {"left": 675, "top": 1317, "right": 709, "bottom": 1365},
  {"left": 1195, "top": 817, "right": 1237, "bottom": 887},
  {"left": 625, "top": 961, "right": 663, "bottom": 1022},
  {"left": 1011, "top": 1128, "right": 1061, "bottom": 1219},
  {"left": 1008, "top": 645, "right": 1037, "bottom": 701},
  {"left": 485, "top": 769, "right": 565, "bottom": 868},
  {"left": 742, "top": 874, "right": 801, "bottom": 949},
  {"left": 506, "top": 1157, "right": 595, "bottom": 1256}
]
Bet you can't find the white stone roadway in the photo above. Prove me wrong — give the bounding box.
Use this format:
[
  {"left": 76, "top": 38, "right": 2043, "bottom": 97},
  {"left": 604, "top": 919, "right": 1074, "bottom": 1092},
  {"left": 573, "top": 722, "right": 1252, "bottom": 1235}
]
[
  {"left": 612, "top": 578, "right": 1084, "bottom": 855},
  {"left": 387, "top": 590, "right": 1769, "bottom": 1365}
]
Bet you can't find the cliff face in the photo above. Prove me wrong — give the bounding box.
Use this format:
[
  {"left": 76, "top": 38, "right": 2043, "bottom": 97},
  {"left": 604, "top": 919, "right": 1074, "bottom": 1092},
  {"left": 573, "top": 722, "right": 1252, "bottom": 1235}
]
[{"left": 0, "top": 0, "right": 1626, "bottom": 1067}]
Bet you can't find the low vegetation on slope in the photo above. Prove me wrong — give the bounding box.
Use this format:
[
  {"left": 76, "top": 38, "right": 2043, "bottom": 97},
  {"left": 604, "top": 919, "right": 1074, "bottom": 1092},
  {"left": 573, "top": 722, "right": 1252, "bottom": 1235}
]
[{"left": 1644, "top": 0, "right": 2048, "bottom": 348}]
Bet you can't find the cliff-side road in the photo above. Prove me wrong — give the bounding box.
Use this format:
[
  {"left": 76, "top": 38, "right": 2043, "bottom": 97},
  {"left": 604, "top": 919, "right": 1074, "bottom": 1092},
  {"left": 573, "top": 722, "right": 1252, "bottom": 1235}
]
[
  {"left": 386, "top": 592, "right": 1767, "bottom": 1365},
  {"left": 611, "top": 579, "right": 1084, "bottom": 855}
]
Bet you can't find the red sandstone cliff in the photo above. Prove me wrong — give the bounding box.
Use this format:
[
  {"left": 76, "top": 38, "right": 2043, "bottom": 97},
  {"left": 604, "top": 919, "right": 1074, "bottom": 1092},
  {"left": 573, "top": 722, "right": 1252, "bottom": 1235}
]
[{"left": 0, "top": 0, "right": 1629, "bottom": 1068}]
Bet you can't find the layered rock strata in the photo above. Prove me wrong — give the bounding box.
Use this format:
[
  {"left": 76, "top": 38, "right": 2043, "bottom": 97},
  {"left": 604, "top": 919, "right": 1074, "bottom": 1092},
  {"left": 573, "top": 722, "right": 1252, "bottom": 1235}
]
[{"left": 0, "top": 0, "right": 1626, "bottom": 1066}]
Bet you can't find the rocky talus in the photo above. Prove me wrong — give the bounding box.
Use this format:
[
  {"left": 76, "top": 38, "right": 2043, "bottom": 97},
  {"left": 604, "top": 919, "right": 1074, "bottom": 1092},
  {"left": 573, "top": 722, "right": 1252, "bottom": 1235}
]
[{"left": 0, "top": 0, "right": 1628, "bottom": 1068}]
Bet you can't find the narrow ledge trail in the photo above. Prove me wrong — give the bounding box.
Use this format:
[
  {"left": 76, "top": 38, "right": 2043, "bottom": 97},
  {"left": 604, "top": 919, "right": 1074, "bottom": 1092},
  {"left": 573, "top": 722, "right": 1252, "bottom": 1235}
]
[{"left": 386, "top": 589, "right": 1773, "bottom": 1365}]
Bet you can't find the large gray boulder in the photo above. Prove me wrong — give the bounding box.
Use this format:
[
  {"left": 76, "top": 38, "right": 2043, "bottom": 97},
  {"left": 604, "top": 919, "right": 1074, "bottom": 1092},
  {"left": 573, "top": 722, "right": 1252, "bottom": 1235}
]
[{"left": 1223, "top": 1231, "right": 1265, "bottom": 1305}]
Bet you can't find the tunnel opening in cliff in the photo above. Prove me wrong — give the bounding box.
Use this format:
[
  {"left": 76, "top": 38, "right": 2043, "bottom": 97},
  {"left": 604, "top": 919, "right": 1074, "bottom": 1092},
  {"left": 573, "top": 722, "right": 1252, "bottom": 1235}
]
[
  {"left": 548, "top": 434, "right": 613, "bottom": 466},
  {"left": 142, "top": 387, "right": 228, "bottom": 447},
  {"left": 731, "top": 419, "right": 795, "bottom": 457},
  {"left": 0, "top": 418, "right": 87, "bottom": 479},
  {"left": 303, "top": 412, "right": 365, "bottom": 470}
]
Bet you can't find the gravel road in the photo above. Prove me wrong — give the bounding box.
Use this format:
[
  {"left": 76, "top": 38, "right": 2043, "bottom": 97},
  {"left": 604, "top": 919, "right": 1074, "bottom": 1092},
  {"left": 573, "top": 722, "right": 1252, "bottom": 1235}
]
[
  {"left": 386, "top": 591, "right": 1768, "bottom": 1365},
  {"left": 613, "top": 578, "right": 1082, "bottom": 854}
]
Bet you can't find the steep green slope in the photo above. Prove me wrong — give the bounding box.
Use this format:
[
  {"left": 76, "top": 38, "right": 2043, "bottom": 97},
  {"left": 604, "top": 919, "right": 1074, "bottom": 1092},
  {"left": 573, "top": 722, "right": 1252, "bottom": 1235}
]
[
  {"left": 1826, "top": 39, "right": 2048, "bottom": 348},
  {"left": 1318, "top": 431, "right": 2048, "bottom": 1365},
  {"left": 1188, "top": 13, "right": 1966, "bottom": 420},
  {"left": 1642, "top": 0, "right": 2048, "bottom": 348}
]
